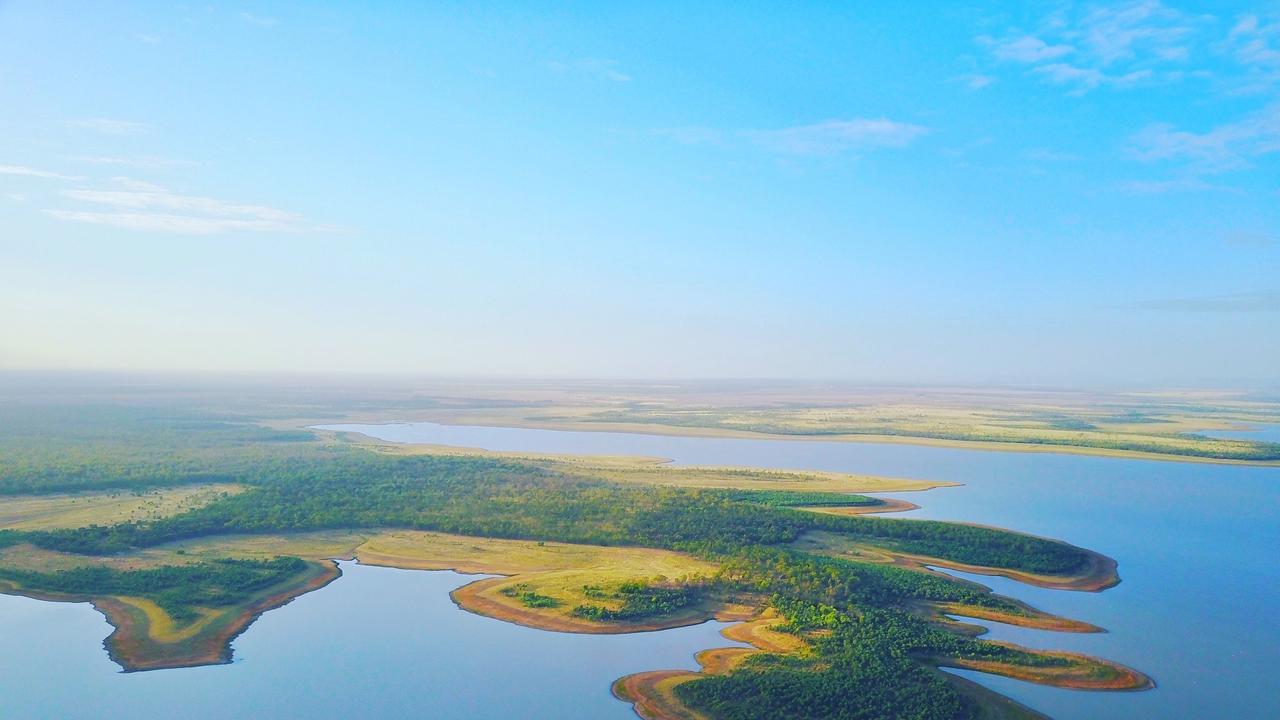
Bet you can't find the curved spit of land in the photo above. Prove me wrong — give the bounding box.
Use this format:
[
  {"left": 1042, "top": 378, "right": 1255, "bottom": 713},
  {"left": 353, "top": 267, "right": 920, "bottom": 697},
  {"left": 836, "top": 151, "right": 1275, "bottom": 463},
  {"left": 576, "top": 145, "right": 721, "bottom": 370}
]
[{"left": 0, "top": 559, "right": 340, "bottom": 671}]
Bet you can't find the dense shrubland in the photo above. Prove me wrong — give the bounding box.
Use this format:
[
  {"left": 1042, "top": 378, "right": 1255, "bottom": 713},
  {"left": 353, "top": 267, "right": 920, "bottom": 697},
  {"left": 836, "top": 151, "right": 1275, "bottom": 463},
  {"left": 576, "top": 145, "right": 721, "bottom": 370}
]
[
  {"left": 571, "top": 581, "right": 697, "bottom": 621},
  {"left": 722, "top": 489, "right": 881, "bottom": 507},
  {"left": 0, "top": 404, "right": 313, "bottom": 494}
]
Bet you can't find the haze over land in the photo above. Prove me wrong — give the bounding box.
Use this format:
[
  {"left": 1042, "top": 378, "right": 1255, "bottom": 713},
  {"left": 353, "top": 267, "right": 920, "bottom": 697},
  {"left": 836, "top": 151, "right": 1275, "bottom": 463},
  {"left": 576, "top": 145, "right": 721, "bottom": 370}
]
[{"left": 2, "top": 2, "right": 1278, "bottom": 386}]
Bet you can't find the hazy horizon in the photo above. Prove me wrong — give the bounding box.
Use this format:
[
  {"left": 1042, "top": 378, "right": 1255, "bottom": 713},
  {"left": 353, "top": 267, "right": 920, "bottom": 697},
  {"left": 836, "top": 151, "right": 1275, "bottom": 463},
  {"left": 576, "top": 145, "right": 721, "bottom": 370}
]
[
  {"left": 1, "top": 369, "right": 1276, "bottom": 398},
  {"left": 3, "top": 2, "right": 1278, "bottom": 385}
]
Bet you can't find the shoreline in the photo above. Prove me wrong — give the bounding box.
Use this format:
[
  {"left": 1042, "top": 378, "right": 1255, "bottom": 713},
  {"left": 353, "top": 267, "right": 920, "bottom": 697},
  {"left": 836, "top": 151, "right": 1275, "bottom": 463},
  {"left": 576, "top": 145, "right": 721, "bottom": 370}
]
[
  {"left": 800, "top": 497, "right": 921, "bottom": 516},
  {"left": 446, "top": 575, "right": 753, "bottom": 635},
  {"left": 930, "top": 645, "right": 1155, "bottom": 691},
  {"left": 610, "top": 614, "right": 794, "bottom": 720},
  {"left": 935, "top": 604, "right": 1102, "bottom": 634},
  {"left": 109, "top": 560, "right": 342, "bottom": 671},
  {"left": 792, "top": 529, "right": 1121, "bottom": 594},
  {"left": 349, "top": 534, "right": 735, "bottom": 636},
  {"left": 907, "top": 530, "right": 1121, "bottom": 593}
]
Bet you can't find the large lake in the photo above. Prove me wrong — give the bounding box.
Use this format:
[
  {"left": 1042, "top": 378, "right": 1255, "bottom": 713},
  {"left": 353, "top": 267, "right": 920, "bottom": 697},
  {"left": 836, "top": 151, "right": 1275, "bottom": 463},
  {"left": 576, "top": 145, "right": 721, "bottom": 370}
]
[
  {"left": 2, "top": 421, "right": 1276, "bottom": 720},
  {"left": 316, "top": 421, "right": 1280, "bottom": 720}
]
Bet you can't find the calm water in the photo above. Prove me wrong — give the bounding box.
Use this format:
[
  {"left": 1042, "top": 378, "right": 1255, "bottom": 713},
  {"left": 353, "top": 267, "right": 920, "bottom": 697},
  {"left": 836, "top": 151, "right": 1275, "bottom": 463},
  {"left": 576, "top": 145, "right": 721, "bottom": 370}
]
[
  {"left": 0, "top": 562, "right": 745, "bottom": 720},
  {"left": 1197, "top": 421, "right": 1280, "bottom": 444},
  {"left": 312, "top": 421, "right": 1280, "bottom": 720}
]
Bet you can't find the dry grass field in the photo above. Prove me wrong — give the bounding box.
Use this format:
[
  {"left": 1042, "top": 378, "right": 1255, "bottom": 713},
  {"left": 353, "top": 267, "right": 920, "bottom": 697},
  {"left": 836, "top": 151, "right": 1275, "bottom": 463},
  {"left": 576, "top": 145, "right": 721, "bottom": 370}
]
[{"left": 0, "top": 484, "right": 246, "bottom": 531}]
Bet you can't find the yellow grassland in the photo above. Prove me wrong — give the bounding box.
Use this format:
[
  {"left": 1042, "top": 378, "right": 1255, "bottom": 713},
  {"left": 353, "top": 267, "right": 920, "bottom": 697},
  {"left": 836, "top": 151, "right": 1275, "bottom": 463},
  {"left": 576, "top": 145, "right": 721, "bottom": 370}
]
[
  {"left": 114, "top": 597, "right": 221, "bottom": 643},
  {"left": 0, "top": 483, "right": 246, "bottom": 531}
]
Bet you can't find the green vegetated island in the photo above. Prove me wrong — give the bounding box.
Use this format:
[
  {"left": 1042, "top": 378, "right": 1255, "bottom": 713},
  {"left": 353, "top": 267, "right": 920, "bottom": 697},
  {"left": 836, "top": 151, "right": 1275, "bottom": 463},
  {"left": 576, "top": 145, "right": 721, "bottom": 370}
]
[{"left": 0, "top": 401, "right": 1154, "bottom": 719}]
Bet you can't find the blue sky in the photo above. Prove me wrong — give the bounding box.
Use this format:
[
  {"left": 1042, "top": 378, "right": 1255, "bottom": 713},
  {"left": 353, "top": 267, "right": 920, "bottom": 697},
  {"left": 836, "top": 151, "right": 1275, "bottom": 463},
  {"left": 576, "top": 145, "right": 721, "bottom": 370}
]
[{"left": 1, "top": 1, "right": 1277, "bottom": 386}]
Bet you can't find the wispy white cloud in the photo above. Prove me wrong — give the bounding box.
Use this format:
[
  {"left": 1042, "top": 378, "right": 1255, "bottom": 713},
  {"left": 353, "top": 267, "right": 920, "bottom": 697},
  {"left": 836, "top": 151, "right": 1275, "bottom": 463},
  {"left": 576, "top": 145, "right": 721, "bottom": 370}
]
[
  {"left": 0, "top": 164, "right": 84, "bottom": 181},
  {"left": 135, "top": 33, "right": 161, "bottom": 44},
  {"left": 74, "top": 155, "right": 195, "bottom": 169},
  {"left": 1035, "top": 63, "right": 1152, "bottom": 92},
  {"left": 651, "top": 118, "right": 927, "bottom": 157},
  {"left": 549, "top": 58, "right": 631, "bottom": 82},
  {"left": 984, "top": 35, "right": 1074, "bottom": 63},
  {"left": 976, "top": 1, "right": 1200, "bottom": 94},
  {"left": 44, "top": 179, "right": 322, "bottom": 235},
  {"left": 61, "top": 187, "right": 301, "bottom": 222},
  {"left": 745, "top": 119, "right": 928, "bottom": 155},
  {"left": 42, "top": 210, "right": 304, "bottom": 235},
  {"left": 964, "top": 74, "right": 997, "bottom": 89},
  {"left": 1034, "top": 62, "right": 1105, "bottom": 87},
  {"left": 1121, "top": 103, "right": 1280, "bottom": 192},
  {"left": 1224, "top": 14, "right": 1280, "bottom": 92},
  {"left": 107, "top": 176, "right": 170, "bottom": 192},
  {"left": 240, "top": 12, "right": 279, "bottom": 27},
  {"left": 1127, "top": 104, "right": 1280, "bottom": 171},
  {"left": 67, "top": 117, "right": 152, "bottom": 135},
  {"left": 1073, "top": 0, "right": 1193, "bottom": 65}
]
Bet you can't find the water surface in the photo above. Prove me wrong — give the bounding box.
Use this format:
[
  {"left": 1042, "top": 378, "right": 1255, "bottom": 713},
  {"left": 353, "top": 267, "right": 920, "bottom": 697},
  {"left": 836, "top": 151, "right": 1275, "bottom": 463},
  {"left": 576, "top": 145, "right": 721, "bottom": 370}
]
[
  {"left": 0, "top": 562, "right": 744, "bottom": 719},
  {"left": 1197, "top": 421, "right": 1280, "bottom": 444},
  {"left": 317, "top": 421, "right": 1280, "bottom": 720}
]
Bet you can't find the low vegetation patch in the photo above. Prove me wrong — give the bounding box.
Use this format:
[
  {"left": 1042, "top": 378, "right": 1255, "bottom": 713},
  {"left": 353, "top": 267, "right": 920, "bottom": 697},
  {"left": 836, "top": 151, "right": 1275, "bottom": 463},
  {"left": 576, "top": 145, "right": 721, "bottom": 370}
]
[
  {"left": 722, "top": 490, "right": 882, "bottom": 508},
  {"left": 572, "top": 582, "right": 698, "bottom": 622},
  {"left": 499, "top": 582, "right": 560, "bottom": 608}
]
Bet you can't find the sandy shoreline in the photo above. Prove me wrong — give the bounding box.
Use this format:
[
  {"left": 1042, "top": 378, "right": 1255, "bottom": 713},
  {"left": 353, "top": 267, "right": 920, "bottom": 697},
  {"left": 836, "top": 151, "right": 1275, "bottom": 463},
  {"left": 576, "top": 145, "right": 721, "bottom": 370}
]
[
  {"left": 932, "top": 646, "right": 1155, "bottom": 691},
  {"left": 904, "top": 533, "right": 1121, "bottom": 593},
  {"left": 446, "top": 575, "right": 748, "bottom": 635},
  {"left": 801, "top": 496, "right": 920, "bottom": 516}
]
